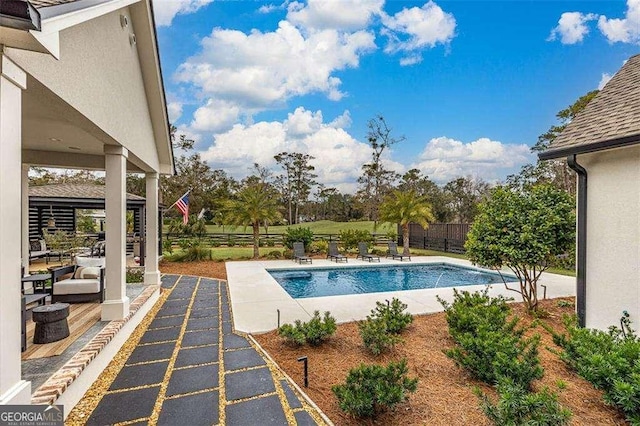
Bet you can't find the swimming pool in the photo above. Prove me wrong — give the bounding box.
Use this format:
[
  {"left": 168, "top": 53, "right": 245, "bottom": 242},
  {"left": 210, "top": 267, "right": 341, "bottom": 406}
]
[{"left": 268, "top": 263, "right": 516, "bottom": 298}]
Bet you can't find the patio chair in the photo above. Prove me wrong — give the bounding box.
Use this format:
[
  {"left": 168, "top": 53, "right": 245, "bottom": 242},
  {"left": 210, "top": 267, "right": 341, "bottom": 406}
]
[
  {"left": 386, "top": 241, "right": 411, "bottom": 261},
  {"left": 292, "top": 242, "right": 312, "bottom": 264},
  {"left": 357, "top": 242, "right": 380, "bottom": 262},
  {"left": 50, "top": 257, "right": 105, "bottom": 303},
  {"left": 326, "top": 241, "right": 348, "bottom": 263}
]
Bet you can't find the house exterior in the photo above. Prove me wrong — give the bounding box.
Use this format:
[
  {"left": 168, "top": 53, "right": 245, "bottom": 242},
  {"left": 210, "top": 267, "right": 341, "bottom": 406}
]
[
  {"left": 539, "top": 54, "right": 640, "bottom": 331},
  {"left": 0, "top": 0, "right": 172, "bottom": 406}
]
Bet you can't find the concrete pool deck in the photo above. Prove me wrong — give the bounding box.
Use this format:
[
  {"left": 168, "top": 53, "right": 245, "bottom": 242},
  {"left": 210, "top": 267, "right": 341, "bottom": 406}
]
[{"left": 226, "top": 257, "right": 576, "bottom": 334}]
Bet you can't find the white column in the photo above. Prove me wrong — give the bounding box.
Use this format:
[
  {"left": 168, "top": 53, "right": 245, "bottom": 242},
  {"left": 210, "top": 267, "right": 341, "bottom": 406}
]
[
  {"left": 21, "top": 164, "right": 29, "bottom": 276},
  {"left": 144, "top": 172, "right": 160, "bottom": 285},
  {"left": 102, "top": 145, "right": 130, "bottom": 321},
  {"left": 0, "top": 54, "right": 31, "bottom": 405}
]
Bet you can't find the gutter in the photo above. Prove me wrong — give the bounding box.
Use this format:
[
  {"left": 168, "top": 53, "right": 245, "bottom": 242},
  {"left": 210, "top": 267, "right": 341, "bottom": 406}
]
[
  {"left": 540, "top": 133, "right": 640, "bottom": 161},
  {"left": 567, "top": 154, "right": 587, "bottom": 327}
]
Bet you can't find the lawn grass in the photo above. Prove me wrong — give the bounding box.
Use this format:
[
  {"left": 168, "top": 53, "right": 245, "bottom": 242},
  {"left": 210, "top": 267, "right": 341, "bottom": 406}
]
[
  {"left": 164, "top": 220, "right": 396, "bottom": 235},
  {"left": 165, "top": 246, "right": 286, "bottom": 261}
]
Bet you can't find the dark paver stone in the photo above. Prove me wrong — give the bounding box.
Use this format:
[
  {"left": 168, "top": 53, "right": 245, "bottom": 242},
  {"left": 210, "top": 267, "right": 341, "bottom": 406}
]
[
  {"left": 294, "top": 411, "right": 319, "bottom": 426},
  {"left": 182, "top": 330, "right": 218, "bottom": 347},
  {"left": 127, "top": 342, "right": 175, "bottom": 364},
  {"left": 149, "top": 315, "right": 185, "bottom": 329},
  {"left": 186, "top": 317, "right": 217, "bottom": 331},
  {"left": 157, "top": 391, "right": 219, "bottom": 426},
  {"left": 156, "top": 305, "right": 189, "bottom": 317},
  {"left": 109, "top": 361, "right": 169, "bottom": 390},
  {"left": 161, "top": 275, "right": 179, "bottom": 288},
  {"left": 224, "top": 348, "right": 266, "bottom": 371},
  {"left": 280, "top": 380, "right": 303, "bottom": 409},
  {"left": 221, "top": 307, "right": 232, "bottom": 322},
  {"left": 225, "top": 395, "right": 287, "bottom": 425},
  {"left": 189, "top": 308, "right": 217, "bottom": 319},
  {"left": 175, "top": 345, "right": 218, "bottom": 368},
  {"left": 88, "top": 386, "right": 160, "bottom": 424},
  {"left": 139, "top": 326, "right": 181, "bottom": 344},
  {"left": 166, "top": 364, "right": 219, "bottom": 396},
  {"left": 225, "top": 367, "right": 275, "bottom": 401},
  {"left": 223, "top": 334, "right": 249, "bottom": 349},
  {"left": 162, "top": 299, "right": 189, "bottom": 308},
  {"left": 222, "top": 321, "right": 233, "bottom": 335},
  {"left": 192, "top": 300, "right": 217, "bottom": 310}
]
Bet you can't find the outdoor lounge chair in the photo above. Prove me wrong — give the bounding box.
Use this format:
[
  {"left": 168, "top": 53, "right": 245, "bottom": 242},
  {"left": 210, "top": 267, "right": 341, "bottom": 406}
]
[
  {"left": 327, "top": 241, "right": 348, "bottom": 263},
  {"left": 386, "top": 241, "right": 411, "bottom": 261},
  {"left": 50, "top": 257, "right": 105, "bottom": 303},
  {"left": 357, "top": 242, "right": 380, "bottom": 262},
  {"left": 293, "top": 242, "right": 312, "bottom": 264}
]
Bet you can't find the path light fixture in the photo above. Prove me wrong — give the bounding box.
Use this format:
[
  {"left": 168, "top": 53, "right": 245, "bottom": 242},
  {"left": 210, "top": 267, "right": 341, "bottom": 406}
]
[{"left": 297, "top": 356, "right": 308, "bottom": 388}]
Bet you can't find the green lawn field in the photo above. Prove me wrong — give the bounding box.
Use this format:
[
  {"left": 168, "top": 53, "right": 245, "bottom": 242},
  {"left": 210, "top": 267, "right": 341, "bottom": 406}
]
[{"left": 164, "top": 220, "right": 396, "bottom": 235}]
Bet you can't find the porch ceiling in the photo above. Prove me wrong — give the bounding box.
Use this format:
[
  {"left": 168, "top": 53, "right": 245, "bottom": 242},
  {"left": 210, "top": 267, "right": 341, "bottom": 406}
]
[{"left": 21, "top": 76, "right": 145, "bottom": 172}]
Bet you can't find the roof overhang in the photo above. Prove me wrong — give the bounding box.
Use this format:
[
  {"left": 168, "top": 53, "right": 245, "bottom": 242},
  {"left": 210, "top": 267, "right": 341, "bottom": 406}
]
[
  {"left": 539, "top": 133, "right": 640, "bottom": 161},
  {"left": 0, "top": 0, "right": 41, "bottom": 31}
]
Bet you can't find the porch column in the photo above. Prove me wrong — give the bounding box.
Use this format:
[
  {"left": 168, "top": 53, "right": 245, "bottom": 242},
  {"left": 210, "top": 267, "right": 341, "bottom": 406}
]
[
  {"left": 102, "top": 146, "right": 130, "bottom": 321},
  {"left": 21, "top": 165, "right": 29, "bottom": 276},
  {"left": 0, "top": 54, "right": 31, "bottom": 404},
  {"left": 144, "top": 172, "right": 160, "bottom": 285}
]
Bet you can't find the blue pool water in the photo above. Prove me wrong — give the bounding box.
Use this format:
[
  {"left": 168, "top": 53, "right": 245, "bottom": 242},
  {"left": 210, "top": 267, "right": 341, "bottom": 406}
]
[{"left": 269, "top": 263, "right": 515, "bottom": 298}]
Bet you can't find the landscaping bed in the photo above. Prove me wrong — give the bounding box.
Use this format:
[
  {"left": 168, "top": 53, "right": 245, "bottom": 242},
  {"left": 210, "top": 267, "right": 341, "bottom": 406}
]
[{"left": 254, "top": 297, "right": 626, "bottom": 425}]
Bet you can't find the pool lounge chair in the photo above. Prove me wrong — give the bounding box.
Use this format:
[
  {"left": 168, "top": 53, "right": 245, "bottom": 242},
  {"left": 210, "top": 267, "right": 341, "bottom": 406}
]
[
  {"left": 357, "top": 242, "right": 380, "bottom": 262},
  {"left": 293, "top": 242, "right": 312, "bottom": 264},
  {"left": 386, "top": 241, "right": 411, "bottom": 261},
  {"left": 327, "top": 241, "right": 348, "bottom": 263}
]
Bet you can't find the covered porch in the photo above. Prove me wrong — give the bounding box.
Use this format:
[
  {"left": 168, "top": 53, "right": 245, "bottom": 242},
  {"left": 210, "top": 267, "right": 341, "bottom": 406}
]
[{"left": 0, "top": 0, "right": 173, "bottom": 409}]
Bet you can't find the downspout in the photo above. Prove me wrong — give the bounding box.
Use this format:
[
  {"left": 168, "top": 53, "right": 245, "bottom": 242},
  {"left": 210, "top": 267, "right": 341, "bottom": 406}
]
[{"left": 567, "top": 154, "right": 587, "bottom": 327}]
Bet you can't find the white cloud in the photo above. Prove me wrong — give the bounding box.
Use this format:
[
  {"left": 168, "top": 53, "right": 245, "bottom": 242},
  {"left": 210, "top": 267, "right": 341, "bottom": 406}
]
[
  {"left": 598, "top": 72, "right": 613, "bottom": 89},
  {"left": 380, "top": 1, "right": 456, "bottom": 65},
  {"left": 548, "top": 12, "right": 597, "bottom": 44},
  {"left": 411, "top": 137, "right": 533, "bottom": 183},
  {"left": 258, "top": 4, "right": 278, "bottom": 14},
  {"left": 598, "top": 0, "right": 640, "bottom": 44},
  {"left": 190, "top": 99, "right": 241, "bottom": 133},
  {"left": 167, "top": 102, "right": 183, "bottom": 123},
  {"left": 175, "top": 21, "right": 376, "bottom": 109},
  {"left": 153, "top": 0, "right": 213, "bottom": 27},
  {"left": 199, "top": 107, "right": 386, "bottom": 192},
  {"left": 287, "top": 0, "right": 384, "bottom": 31}
]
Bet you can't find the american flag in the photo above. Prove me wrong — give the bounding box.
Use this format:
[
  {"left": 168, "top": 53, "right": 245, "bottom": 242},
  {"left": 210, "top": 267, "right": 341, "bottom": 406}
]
[{"left": 174, "top": 192, "right": 189, "bottom": 224}]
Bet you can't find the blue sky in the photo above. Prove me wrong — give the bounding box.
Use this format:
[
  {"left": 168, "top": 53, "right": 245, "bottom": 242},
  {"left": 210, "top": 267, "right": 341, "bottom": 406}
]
[{"left": 153, "top": 0, "right": 639, "bottom": 192}]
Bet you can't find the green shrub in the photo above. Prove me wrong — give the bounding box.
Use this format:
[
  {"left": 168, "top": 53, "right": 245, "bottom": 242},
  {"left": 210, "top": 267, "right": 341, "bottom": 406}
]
[
  {"left": 283, "top": 227, "right": 314, "bottom": 250},
  {"left": 265, "top": 250, "right": 282, "bottom": 259},
  {"left": 211, "top": 241, "right": 221, "bottom": 248},
  {"left": 126, "top": 268, "right": 144, "bottom": 283},
  {"left": 265, "top": 238, "right": 276, "bottom": 247},
  {"left": 553, "top": 315, "right": 640, "bottom": 424},
  {"left": 359, "top": 318, "right": 401, "bottom": 355},
  {"left": 227, "top": 237, "right": 236, "bottom": 247},
  {"left": 165, "top": 239, "right": 212, "bottom": 262},
  {"left": 277, "top": 311, "right": 336, "bottom": 346},
  {"left": 332, "top": 359, "right": 418, "bottom": 418},
  {"left": 309, "top": 240, "right": 328, "bottom": 254},
  {"left": 339, "top": 229, "right": 373, "bottom": 251},
  {"left": 369, "top": 298, "right": 413, "bottom": 334},
  {"left": 475, "top": 379, "right": 571, "bottom": 426},
  {"left": 439, "top": 289, "right": 543, "bottom": 390},
  {"left": 162, "top": 239, "right": 174, "bottom": 254}
]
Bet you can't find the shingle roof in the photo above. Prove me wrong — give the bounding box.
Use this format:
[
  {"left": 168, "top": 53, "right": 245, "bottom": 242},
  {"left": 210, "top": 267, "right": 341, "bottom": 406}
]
[
  {"left": 541, "top": 54, "right": 640, "bottom": 160},
  {"left": 29, "top": 0, "right": 81, "bottom": 8},
  {"left": 29, "top": 184, "right": 145, "bottom": 201}
]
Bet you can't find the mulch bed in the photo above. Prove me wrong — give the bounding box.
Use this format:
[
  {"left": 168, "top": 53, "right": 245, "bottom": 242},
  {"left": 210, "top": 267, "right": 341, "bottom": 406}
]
[{"left": 159, "top": 260, "right": 626, "bottom": 425}]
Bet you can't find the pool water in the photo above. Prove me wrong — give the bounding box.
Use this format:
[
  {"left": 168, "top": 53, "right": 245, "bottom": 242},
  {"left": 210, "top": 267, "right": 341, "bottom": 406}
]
[{"left": 268, "top": 263, "right": 515, "bottom": 298}]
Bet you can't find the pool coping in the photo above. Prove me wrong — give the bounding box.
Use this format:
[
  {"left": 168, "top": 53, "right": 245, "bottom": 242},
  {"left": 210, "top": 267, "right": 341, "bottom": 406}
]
[{"left": 226, "top": 256, "right": 576, "bottom": 334}]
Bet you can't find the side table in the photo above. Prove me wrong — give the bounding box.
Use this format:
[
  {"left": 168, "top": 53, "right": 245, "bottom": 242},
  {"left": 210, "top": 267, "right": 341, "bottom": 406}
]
[{"left": 32, "top": 303, "right": 70, "bottom": 344}]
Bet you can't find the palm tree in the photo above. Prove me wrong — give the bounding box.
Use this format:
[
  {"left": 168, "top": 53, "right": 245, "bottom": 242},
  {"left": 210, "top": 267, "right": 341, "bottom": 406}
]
[
  {"left": 225, "top": 184, "right": 281, "bottom": 259},
  {"left": 379, "top": 190, "right": 435, "bottom": 255}
]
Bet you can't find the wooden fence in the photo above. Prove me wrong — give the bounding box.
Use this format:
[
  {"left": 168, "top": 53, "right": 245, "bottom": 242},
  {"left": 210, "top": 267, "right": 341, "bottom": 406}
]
[
  {"left": 406, "top": 223, "right": 471, "bottom": 254},
  {"left": 163, "top": 232, "right": 394, "bottom": 250}
]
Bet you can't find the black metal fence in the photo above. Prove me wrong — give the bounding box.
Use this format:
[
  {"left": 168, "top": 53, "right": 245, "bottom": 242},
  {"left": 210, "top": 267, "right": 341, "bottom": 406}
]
[{"left": 406, "top": 223, "right": 471, "bottom": 254}]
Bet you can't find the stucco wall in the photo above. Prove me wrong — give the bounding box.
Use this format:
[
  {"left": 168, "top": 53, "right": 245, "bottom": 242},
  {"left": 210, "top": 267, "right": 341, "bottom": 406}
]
[
  {"left": 580, "top": 145, "right": 640, "bottom": 331},
  {"left": 7, "top": 6, "right": 161, "bottom": 172}
]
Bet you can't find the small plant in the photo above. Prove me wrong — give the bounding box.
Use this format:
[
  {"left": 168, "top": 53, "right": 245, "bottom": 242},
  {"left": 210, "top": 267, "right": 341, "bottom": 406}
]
[
  {"left": 265, "top": 250, "right": 282, "bottom": 259},
  {"left": 162, "top": 239, "right": 174, "bottom": 254},
  {"left": 332, "top": 359, "right": 418, "bottom": 418},
  {"left": 309, "top": 240, "right": 328, "bottom": 254},
  {"left": 338, "top": 229, "right": 373, "bottom": 251},
  {"left": 277, "top": 311, "right": 336, "bottom": 346},
  {"left": 556, "top": 299, "right": 574, "bottom": 308},
  {"left": 283, "top": 227, "right": 314, "bottom": 250},
  {"left": 475, "top": 379, "right": 571, "bottom": 426},
  {"left": 265, "top": 238, "right": 276, "bottom": 247},
  {"left": 126, "top": 268, "right": 144, "bottom": 283},
  {"left": 369, "top": 298, "right": 413, "bottom": 334},
  {"left": 359, "top": 318, "right": 401, "bottom": 355}
]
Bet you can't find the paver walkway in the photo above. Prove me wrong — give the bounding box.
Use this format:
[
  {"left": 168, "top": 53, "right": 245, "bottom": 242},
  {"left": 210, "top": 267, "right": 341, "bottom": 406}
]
[{"left": 81, "top": 275, "right": 323, "bottom": 425}]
